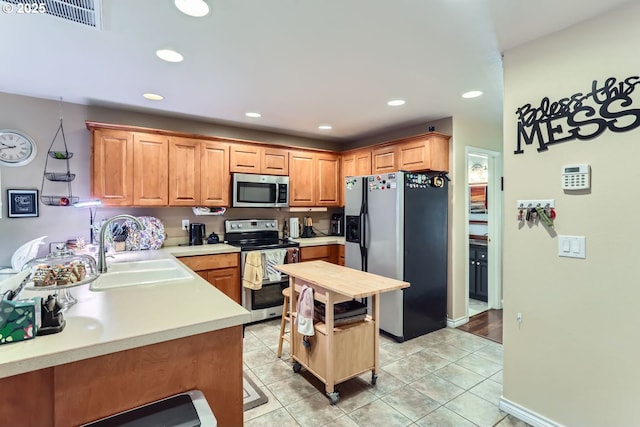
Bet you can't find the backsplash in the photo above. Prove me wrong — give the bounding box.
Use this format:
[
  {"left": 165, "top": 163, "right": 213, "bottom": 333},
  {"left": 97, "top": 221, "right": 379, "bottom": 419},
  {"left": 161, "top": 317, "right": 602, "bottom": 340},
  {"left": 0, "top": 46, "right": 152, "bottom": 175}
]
[{"left": 93, "top": 207, "right": 341, "bottom": 248}]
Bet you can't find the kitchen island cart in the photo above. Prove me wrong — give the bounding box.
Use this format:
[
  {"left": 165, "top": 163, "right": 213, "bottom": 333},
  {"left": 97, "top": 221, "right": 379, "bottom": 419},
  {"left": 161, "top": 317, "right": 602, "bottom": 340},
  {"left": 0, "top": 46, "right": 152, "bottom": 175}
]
[{"left": 275, "top": 260, "right": 409, "bottom": 404}]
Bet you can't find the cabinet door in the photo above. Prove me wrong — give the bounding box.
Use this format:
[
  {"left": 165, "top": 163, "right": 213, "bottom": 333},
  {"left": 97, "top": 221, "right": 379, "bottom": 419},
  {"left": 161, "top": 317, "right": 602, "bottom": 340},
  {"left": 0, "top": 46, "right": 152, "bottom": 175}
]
[
  {"left": 300, "top": 245, "right": 339, "bottom": 264},
  {"left": 468, "top": 246, "right": 477, "bottom": 296},
  {"left": 169, "top": 137, "right": 201, "bottom": 206},
  {"left": 371, "top": 145, "right": 397, "bottom": 174},
  {"left": 229, "top": 143, "right": 261, "bottom": 174},
  {"left": 476, "top": 248, "right": 488, "bottom": 301},
  {"left": 92, "top": 129, "right": 133, "bottom": 206},
  {"left": 316, "top": 153, "right": 340, "bottom": 206},
  {"left": 354, "top": 150, "right": 372, "bottom": 176},
  {"left": 262, "top": 147, "right": 289, "bottom": 175},
  {"left": 207, "top": 267, "right": 241, "bottom": 304},
  {"left": 132, "top": 133, "right": 169, "bottom": 206},
  {"left": 289, "top": 150, "right": 316, "bottom": 206},
  {"left": 398, "top": 138, "right": 430, "bottom": 172},
  {"left": 201, "top": 140, "right": 230, "bottom": 206}
]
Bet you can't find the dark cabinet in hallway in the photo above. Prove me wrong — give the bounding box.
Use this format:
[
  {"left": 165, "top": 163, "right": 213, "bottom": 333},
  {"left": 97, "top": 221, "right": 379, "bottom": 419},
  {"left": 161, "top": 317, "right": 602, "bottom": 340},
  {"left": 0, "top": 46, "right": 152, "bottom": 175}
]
[{"left": 469, "top": 244, "right": 488, "bottom": 302}]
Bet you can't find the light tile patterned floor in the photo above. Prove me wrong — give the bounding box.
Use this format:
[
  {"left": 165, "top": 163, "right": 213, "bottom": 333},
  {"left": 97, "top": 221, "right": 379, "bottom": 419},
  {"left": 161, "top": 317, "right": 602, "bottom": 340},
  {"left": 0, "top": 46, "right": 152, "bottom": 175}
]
[
  {"left": 469, "top": 299, "right": 488, "bottom": 317},
  {"left": 243, "top": 319, "right": 531, "bottom": 427}
]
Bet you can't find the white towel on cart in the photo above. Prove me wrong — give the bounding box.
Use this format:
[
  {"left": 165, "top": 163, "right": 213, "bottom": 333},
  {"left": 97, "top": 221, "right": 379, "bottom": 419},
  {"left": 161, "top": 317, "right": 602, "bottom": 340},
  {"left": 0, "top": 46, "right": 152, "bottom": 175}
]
[
  {"left": 296, "top": 285, "right": 315, "bottom": 336},
  {"left": 263, "top": 249, "right": 287, "bottom": 282}
]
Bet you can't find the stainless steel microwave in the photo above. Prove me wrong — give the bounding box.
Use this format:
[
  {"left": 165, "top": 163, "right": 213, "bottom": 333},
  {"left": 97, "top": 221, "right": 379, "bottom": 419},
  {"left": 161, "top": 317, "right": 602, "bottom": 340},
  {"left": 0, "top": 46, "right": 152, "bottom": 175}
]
[{"left": 232, "top": 173, "right": 289, "bottom": 208}]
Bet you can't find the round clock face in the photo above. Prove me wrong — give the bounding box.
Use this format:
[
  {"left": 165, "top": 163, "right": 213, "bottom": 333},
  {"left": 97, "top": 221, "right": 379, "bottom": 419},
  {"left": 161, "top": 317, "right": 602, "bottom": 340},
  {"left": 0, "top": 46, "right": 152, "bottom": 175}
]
[{"left": 0, "top": 130, "right": 38, "bottom": 167}]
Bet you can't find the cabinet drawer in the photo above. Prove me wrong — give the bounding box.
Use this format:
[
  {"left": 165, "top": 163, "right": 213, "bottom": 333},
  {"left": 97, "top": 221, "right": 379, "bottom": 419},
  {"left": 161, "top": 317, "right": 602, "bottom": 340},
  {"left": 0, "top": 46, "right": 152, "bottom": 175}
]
[
  {"left": 178, "top": 253, "right": 239, "bottom": 271},
  {"left": 300, "top": 245, "right": 339, "bottom": 262}
]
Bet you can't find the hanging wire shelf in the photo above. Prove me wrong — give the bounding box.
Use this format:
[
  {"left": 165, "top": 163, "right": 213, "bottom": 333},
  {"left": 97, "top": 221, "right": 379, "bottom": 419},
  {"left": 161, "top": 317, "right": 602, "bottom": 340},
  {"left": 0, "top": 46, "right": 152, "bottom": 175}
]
[
  {"left": 41, "top": 196, "right": 79, "bottom": 206},
  {"left": 48, "top": 151, "right": 74, "bottom": 160},
  {"left": 45, "top": 172, "right": 76, "bottom": 182}
]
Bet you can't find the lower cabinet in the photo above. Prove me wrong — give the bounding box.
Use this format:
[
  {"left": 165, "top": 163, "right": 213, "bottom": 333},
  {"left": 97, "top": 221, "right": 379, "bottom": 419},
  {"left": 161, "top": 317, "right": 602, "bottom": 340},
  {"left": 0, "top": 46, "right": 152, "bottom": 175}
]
[
  {"left": 469, "top": 245, "right": 488, "bottom": 302},
  {"left": 338, "top": 245, "right": 345, "bottom": 266},
  {"left": 291, "top": 315, "right": 374, "bottom": 383},
  {"left": 300, "top": 245, "right": 339, "bottom": 264},
  {"left": 178, "top": 253, "right": 241, "bottom": 304}
]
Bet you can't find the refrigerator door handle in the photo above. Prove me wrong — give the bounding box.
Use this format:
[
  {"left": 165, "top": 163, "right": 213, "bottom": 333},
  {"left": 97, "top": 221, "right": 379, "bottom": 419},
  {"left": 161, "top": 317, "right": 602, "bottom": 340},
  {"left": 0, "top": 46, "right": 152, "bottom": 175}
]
[{"left": 360, "top": 177, "right": 368, "bottom": 271}]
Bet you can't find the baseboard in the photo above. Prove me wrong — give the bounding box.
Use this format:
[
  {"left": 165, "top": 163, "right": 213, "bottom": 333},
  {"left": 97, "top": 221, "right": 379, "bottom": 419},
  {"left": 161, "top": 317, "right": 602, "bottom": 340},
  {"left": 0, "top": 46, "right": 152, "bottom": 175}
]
[
  {"left": 499, "top": 397, "right": 563, "bottom": 427},
  {"left": 447, "top": 316, "right": 468, "bottom": 328}
]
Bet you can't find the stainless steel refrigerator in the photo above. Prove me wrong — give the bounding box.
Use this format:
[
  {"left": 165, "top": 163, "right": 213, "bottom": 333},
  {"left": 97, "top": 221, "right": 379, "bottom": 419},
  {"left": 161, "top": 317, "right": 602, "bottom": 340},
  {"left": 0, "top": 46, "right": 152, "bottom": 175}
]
[{"left": 344, "top": 171, "right": 448, "bottom": 342}]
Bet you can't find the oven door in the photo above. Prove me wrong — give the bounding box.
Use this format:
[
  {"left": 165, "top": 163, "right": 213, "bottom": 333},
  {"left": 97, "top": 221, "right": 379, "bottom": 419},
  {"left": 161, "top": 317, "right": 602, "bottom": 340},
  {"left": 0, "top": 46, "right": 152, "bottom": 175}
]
[{"left": 241, "top": 248, "right": 298, "bottom": 322}]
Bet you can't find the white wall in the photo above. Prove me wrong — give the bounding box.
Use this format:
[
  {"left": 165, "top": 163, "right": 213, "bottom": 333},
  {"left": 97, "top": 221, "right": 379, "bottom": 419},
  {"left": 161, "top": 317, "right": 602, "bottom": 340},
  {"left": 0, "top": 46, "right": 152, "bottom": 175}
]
[{"left": 502, "top": 3, "right": 640, "bottom": 426}]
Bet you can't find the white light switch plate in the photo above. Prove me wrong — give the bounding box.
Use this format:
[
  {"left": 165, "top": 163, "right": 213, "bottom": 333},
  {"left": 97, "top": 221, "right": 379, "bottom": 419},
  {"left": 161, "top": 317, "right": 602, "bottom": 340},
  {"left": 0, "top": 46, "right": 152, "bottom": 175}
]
[{"left": 558, "top": 235, "right": 585, "bottom": 259}]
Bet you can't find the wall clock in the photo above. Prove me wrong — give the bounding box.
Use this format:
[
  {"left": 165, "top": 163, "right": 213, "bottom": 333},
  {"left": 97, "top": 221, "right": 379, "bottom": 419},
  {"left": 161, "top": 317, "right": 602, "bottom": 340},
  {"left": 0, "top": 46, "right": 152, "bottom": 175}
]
[{"left": 0, "top": 129, "right": 38, "bottom": 167}]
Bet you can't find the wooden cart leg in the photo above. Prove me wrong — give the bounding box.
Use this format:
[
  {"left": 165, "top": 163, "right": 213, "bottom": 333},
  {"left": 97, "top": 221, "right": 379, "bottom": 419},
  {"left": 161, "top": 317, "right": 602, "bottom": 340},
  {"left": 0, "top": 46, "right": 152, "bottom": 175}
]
[
  {"left": 372, "top": 293, "right": 380, "bottom": 377},
  {"left": 324, "top": 291, "right": 339, "bottom": 404}
]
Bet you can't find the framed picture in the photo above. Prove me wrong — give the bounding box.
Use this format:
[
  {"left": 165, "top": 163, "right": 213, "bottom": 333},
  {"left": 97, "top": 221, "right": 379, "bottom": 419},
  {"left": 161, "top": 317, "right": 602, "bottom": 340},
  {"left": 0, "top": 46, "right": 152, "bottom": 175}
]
[{"left": 7, "top": 189, "right": 39, "bottom": 218}]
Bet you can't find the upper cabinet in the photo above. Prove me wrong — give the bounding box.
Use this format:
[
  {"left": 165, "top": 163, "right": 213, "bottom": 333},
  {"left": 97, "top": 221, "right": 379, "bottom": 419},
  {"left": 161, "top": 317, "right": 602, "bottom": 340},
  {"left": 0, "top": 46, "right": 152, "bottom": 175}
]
[
  {"left": 133, "top": 133, "right": 169, "bottom": 206},
  {"left": 289, "top": 150, "right": 340, "bottom": 207},
  {"left": 169, "top": 137, "right": 201, "bottom": 206},
  {"left": 230, "top": 143, "right": 288, "bottom": 176},
  {"left": 91, "top": 128, "right": 170, "bottom": 207},
  {"left": 200, "top": 140, "right": 230, "bottom": 206},
  {"left": 341, "top": 149, "right": 371, "bottom": 205},
  {"left": 371, "top": 133, "right": 450, "bottom": 174},
  {"left": 88, "top": 122, "right": 230, "bottom": 207},
  {"left": 91, "top": 129, "right": 133, "bottom": 206}
]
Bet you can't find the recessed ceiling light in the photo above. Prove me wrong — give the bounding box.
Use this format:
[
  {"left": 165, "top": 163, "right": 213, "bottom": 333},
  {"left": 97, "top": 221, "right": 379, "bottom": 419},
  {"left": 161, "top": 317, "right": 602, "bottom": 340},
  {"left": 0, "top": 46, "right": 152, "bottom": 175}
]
[
  {"left": 175, "top": 0, "right": 209, "bottom": 17},
  {"left": 318, "top": 125, "right": 332, "bottom": 130},
  {"left": 245, "top": 112, "right": 261, "bottom": 118},
  {"left": 462, "top": 90, "right": 483, "bottom": 98},
  {"left": 387, "top": 99, "right": 406, "bottom": 106},
  {"left": 156, "top": 49, "right": 184, "bottom": 63},
  {"left": 143, "top": 93, "right": 164, "bottom": 101}
]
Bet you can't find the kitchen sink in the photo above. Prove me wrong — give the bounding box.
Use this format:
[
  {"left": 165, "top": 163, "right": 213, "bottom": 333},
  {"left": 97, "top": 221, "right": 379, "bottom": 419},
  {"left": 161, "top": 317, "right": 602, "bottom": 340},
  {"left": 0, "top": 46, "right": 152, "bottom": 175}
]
[
  {"left": 107, "top": 258, "right": 183, "bottom": 272},
  {"left": 90, "top": 259, "right": 193, "bottom": 291}
]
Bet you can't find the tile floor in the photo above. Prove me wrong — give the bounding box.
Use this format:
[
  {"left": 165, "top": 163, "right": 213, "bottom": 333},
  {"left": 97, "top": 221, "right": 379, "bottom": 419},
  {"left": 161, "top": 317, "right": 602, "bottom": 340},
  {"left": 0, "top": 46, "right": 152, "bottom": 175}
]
[
  {"left": 243, "top": 319, "right": 532, "bottom": 427},
  {"left": 468, "top": 299, "right": 488, "bottom": 317}
]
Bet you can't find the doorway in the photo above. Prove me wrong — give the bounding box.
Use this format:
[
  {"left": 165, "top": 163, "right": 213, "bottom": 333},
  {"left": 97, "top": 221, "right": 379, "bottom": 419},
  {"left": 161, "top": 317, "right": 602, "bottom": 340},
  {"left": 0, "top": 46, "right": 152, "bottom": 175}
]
[{"left": 465, "top": 148, "right": 503, "bottom": 320}]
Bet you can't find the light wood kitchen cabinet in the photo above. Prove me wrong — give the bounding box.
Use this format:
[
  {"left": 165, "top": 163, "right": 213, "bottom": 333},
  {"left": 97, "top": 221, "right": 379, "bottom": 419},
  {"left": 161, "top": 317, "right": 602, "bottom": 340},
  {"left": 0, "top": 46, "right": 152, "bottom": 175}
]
[
  {"left": 200, "top": 140, "right": 230, "bottom": 206},
  {"left": 230, "top": 143, "right": 289, "bottom": 176},
  {"left": 91, "top": 129, "right": 134, "bottom": 206},
  {"left": 300, "top": 245, "right": 339, "bottom": 264},
  {"left": 132, "top": 133, "right": 169, "bottom": 206},
  {"left": 289, "top": 150, "right": 340, "bottom": 207},
  {"left": 371, "top": 133, "right": 450, "bottom": 174},
  {"left": 169, "top": 137, "right": 201, "bottom": 206},
  {"left": 371, "top": 145, "right": 397, "bottom": 174},
  {"left": 178, "top": 253, "right": 240, "bottom": 303},
  {"left": 341, "top": 149, "right": 371, "bottom": 204},
  {"left": 91, "top": 129, "right": 169, "bottom": 206}
]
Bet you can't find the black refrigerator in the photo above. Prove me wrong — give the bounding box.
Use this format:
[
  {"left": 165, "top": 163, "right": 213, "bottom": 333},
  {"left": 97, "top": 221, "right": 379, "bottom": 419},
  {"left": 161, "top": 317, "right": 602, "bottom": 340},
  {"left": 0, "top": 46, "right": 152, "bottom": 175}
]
[{"left": 344, "top": 171, "right": 448, "bottom": 342}]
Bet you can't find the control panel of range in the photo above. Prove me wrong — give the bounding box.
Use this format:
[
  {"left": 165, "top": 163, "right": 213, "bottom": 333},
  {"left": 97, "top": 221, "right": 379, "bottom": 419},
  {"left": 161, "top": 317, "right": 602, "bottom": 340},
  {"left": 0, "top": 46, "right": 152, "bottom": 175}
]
[{"left": 225, "top": 219, "right": 278, "bottom": 233}]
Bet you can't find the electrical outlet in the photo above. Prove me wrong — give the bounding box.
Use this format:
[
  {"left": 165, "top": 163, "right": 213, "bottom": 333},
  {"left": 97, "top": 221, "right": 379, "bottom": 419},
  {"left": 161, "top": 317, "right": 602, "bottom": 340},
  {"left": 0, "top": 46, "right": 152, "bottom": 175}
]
[
  {"left": 182, "top": 219, "right": 189, "bottom": 230},
  {"left": 516, "top": 312, "right": 523, "bottom": 323}
]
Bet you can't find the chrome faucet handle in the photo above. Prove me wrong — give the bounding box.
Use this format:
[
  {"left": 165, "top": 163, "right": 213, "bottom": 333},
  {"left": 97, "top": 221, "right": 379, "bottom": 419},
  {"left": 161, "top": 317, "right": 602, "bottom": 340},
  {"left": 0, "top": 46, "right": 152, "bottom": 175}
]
[{"left": 97, "top": 214, "right": 145, "bottom": 273}]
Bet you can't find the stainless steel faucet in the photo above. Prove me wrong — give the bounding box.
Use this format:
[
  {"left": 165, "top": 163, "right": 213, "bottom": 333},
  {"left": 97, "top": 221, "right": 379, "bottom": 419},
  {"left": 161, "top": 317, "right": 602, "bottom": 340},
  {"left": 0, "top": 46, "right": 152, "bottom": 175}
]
[{"left": 97, "top": 214, "right": 144, "bottom": 273}]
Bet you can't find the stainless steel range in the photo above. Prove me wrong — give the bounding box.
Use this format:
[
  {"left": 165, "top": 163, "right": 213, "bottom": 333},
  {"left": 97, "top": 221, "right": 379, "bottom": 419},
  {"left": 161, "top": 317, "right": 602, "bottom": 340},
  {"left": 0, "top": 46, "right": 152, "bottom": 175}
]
[{"left": 225, "top": 219, "right": 299, "bottom": 323}]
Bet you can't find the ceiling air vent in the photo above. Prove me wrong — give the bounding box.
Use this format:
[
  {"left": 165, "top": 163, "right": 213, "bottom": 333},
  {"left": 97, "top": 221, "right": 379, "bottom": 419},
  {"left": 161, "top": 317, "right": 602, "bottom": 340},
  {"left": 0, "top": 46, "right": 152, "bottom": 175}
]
[{"left": 4, "top": 0, "right": 102, "bottom": 30}]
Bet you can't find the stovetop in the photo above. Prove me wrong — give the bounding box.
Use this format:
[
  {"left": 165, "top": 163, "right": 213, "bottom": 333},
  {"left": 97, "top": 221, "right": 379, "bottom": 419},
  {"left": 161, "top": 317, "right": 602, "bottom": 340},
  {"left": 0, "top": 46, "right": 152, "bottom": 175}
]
[{"left": 224, "top": 219, "right": 299, "bottom": 250}]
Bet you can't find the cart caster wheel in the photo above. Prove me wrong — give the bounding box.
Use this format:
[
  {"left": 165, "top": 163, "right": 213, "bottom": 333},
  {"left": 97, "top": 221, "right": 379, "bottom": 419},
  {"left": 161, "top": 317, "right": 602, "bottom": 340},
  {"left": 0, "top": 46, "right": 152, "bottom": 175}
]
[
  {"left": 327, "top": 391, "right": 340, "bottom": 405},
  {"left": 371, "top": 373, "right": 378, "bottom": 385},
  {"left": 292, "top": 362, "right": 302, "bottom": 373}
]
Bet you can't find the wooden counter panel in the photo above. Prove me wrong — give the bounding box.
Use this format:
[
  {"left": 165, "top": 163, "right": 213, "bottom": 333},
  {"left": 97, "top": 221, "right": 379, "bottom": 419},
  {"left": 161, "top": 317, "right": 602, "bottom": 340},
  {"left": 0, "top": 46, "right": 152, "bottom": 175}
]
[
  {"left": 178, "top": 253, "right": 239, "bottom": 271},
  {"left": 54, "top": 326, "right": 243, "bottom": 427},
  {"left": 0, "top": 368, "right": 54, "bottom": 427}
]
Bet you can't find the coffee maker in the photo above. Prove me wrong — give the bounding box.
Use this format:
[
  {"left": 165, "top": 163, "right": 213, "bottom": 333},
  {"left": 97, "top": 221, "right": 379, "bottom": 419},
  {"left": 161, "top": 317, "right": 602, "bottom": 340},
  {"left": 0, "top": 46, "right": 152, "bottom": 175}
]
[
  {"left": 329, "top": 213, "right": 344, "bottom": 236},
  {"left": 189, "top": 223, "right": 206, "bottom": 245}
]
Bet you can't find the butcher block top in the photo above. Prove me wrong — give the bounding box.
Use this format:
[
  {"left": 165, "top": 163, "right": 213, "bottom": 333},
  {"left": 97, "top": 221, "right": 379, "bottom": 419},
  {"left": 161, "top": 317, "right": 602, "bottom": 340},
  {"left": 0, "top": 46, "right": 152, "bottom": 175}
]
[{"left": 276, "top": 261, "right": 409, "bottom": 299}]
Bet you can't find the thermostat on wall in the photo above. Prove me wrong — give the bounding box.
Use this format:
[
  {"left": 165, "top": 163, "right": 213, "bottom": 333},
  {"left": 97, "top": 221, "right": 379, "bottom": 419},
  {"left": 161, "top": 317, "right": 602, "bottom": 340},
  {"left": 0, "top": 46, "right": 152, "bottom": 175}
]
[{"left": 562, "top": 164, "right": 590, "bottom": 190}]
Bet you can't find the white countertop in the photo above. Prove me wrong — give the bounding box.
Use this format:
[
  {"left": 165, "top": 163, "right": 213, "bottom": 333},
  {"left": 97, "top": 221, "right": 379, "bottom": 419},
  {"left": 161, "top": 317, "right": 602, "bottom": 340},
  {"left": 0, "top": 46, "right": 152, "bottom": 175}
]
[{"left": 0, "top": 248, "right": 250, "bottom": 379}]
